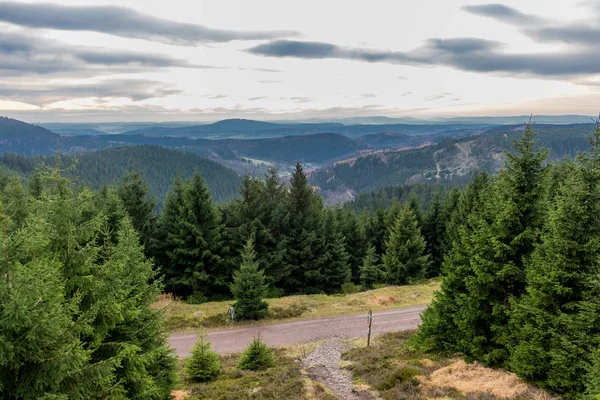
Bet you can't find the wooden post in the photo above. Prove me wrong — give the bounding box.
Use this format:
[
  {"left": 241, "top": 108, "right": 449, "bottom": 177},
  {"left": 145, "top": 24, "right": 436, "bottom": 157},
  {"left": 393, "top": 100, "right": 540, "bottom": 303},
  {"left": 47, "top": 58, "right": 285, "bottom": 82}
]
[{"left": 367, "top": 309, "right": 373, "bottom": 347}]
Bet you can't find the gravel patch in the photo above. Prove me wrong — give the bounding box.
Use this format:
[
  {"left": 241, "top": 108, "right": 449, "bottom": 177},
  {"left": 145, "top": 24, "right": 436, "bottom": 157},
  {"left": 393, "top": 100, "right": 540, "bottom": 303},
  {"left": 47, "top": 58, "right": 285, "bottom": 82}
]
[{"left": 304, "top": 338, "right": 373, "bottom": 400}]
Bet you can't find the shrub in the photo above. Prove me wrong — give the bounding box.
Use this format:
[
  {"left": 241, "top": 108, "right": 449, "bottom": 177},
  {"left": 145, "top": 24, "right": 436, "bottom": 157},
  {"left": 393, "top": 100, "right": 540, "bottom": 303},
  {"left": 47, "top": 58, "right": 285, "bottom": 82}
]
[
  {"left": 341, "top": 282, "right": 361, "bottom": 295},
  {"left": 238, "top": 336, "right": 275, "bottom": 371},
  {"left": 378, "top": 366, "right": 420, "bottom": 391},
  {"left": 185, "top": 332, "right": 221, "bottom": 382}
]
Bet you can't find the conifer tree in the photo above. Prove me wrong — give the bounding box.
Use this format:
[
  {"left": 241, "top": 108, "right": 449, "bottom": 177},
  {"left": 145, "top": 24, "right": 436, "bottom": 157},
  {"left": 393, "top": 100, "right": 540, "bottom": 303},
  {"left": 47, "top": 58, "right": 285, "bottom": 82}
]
[
  {"left": 422, "top": 194, "right": 446, "bottom": 277},
  {"left": 360, "top": 245, "right": 381, "bottom": 290},
  {"left": 117, "top": 169, "right": 156, "bottom": 254},
  {"left": 416, "top": 125, "right": 548, "bottom": 365},
  {"left": 238, "top": 336, "right": 275, "bottom": 371},
  {"left": 337, "top": 208, "right": 367, "bottom": 284},
  {"left": 160, "top": 173, "right": 226, "bottom": 301},
  {"left": 383, "top": 204, "right": 429, "bottom": 284},
  {"left": 284, "top": 163, "right": 326, "bottom": 293},
  {"left": 365, "top": 208, "right": 387, "bottom": 258},
  {"left": 407, "top": 191, "right": 423, "bottom": 229},
  {"left": 230, "top": 237, "right": 269, "bottom": 320},
  {"left": 321, "top": 210, "right": 350, "bottom": 293},
  {"left": 508, "top": 123, "right": 600, "bottom": 396},
  {"left": 587, "top": 349, "right": 600, "bottom": 399},
  {"left": 185, "top": 332, "right": 221, "bottom": 382}
]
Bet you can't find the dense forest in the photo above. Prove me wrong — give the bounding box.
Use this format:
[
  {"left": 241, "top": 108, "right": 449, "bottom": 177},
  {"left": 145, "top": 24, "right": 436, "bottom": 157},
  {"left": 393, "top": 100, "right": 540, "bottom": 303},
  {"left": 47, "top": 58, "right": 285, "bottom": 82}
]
[{"left": 2, "top": 121, "right": 600, "bottom": 398}]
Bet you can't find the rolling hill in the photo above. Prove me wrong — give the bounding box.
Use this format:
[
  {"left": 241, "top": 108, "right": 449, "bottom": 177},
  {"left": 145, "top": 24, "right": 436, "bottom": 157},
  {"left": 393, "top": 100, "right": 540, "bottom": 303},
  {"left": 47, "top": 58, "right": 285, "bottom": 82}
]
[
  {"left": 0, "top": 145, "right": 241, "bottom": 205},
  {"left": 311, "top": 123, "right": 597, "bottom": 204}
]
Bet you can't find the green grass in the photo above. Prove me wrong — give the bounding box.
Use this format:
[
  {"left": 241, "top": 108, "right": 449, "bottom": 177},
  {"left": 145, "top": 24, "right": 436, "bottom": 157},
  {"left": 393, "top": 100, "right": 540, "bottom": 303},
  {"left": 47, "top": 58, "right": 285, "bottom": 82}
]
[
  {"left": 180, "top": 348, "right": 306, "bottom": 400},
  {"left": 157, "top": 280, "right": 440, "bottom": 332}
]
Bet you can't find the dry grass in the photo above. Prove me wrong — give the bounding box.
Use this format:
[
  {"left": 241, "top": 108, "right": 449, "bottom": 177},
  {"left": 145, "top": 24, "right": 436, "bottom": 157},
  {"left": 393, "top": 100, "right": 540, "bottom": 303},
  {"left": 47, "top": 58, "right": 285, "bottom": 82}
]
[
  {"left": 419, "top": 360, "right": 549, "bottom": 399},
  {"left": 160, "top": 280, "right": 440, "bottom": 332},
  {"left": 170, "top": 389, "right": 189, "bottom": 400},
  {"left": 342, "top": 331, "right": 553, "bottom": 400}
]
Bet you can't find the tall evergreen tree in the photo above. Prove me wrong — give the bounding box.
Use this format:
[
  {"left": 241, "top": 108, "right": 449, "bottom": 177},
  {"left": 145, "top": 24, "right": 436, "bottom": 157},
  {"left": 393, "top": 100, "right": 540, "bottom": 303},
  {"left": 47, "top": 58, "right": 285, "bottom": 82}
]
[
  {"left": 230, "top": 237, "right": 269, "bottom": 320},
  {"left": 117, "top": 169, "right": 156, "bottom": 254},
  {"left": 365, "top": 208, "right": 387, "bottom": 258},
  {"left": 337, "top": 208, "right": 367, "bottom": 284},
  {"left": 422, "top": 194, "right": 446, "bottom": 278},
  {"left": 383, "top": 204, "right": 429, "bottom": 284},
  {"left": 360, "top": 245, "right": 381, "bottom": 290},
  {"left": 416, "top": 124, "right": 548, "bottom": 365},
  {"left": 284, "top": 163, "right": 326, "bottom": 293},
  {"left": 159, "top": 173, "right": 226, "bottom": 301},
  {"left": 508, "top": 124, "right": 600, "bottom": 396},
  {"left": 321, "top": 210, "right": 350, "bottom": 293},
  {"left": 0, "top": 168, "right": 177, "bottom": 399}
]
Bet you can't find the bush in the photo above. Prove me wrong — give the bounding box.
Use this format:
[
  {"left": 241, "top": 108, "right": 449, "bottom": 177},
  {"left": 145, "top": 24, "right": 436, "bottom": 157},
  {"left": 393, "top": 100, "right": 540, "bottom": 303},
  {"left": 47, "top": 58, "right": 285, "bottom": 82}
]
[
  {"left": 185, "top": 332, "right": 221, "bottom": 382},
  {"left": 341, "top": 282, "right": 361, "bottom": 295},
  {"left": 238, "top": 336, "right": 275, "bottom": 371},
  {"left": 378, "top": 366, "right": 420, "bottom": 391}
]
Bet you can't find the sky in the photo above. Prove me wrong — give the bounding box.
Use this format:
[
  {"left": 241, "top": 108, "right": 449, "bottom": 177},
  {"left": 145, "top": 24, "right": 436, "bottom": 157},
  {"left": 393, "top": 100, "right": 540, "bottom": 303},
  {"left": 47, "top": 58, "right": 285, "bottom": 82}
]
[{"left": 0, "top": 0, "right": 599, "bottom": 122}]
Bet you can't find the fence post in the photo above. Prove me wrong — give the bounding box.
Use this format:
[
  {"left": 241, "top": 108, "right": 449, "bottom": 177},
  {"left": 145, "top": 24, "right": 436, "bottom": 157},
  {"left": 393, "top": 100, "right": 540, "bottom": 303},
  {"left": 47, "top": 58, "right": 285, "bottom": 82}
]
[{"left": 367, "top": 309, "right": 373, "bottom": 346}]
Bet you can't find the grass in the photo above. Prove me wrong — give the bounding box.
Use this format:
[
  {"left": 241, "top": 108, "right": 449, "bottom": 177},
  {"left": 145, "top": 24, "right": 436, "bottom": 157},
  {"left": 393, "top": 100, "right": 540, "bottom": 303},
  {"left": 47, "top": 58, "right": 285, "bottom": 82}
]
[
  {"left": 158, "top": 280, "right": 440, "bottom": 332},
  {"left": 178, "top": 345, "right": 338, "bottom": 400},
  {"left": 341, "top": 331, "right": 554, "bottom": 400}
]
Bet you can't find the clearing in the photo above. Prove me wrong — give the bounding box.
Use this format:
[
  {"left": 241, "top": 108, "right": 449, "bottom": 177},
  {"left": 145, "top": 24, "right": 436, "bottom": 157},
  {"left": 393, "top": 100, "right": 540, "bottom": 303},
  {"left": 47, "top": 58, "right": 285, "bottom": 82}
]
[{"left": 157, "top": 281, "right": 439, "bottom": 332}]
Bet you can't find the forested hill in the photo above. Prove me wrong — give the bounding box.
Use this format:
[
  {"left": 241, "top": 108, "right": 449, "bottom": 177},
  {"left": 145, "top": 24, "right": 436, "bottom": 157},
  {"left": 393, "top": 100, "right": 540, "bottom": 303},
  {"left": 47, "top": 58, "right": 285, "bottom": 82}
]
[
  {"left": 312, "top": 123, "right": 597, "bottom": 202},
  {"left": 0, "top": 145, "right": 241, "bottom": 204}
]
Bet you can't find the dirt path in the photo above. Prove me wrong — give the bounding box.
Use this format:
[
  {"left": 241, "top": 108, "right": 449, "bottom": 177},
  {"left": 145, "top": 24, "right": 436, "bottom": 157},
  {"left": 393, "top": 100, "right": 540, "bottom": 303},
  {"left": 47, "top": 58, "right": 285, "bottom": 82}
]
[
  {"left": 455, "top": 142, "right": 469, "bottom": 160},
  {"left": 304, "top": 339, "right": 373, "bottom": 400},
  {"left": 169, "top": 305, "right": 425, "bottom": 357}
]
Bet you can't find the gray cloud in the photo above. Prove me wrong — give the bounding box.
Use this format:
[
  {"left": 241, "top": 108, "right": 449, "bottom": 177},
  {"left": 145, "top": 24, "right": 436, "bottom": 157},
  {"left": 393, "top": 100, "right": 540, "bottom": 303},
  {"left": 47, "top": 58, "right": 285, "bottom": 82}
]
[
  {"left": 0, "top": 1, "right": 298, "bottom": 45},
  {"left": 461, "top": 4, "right": 541, "bottom": 25},
  {"left": 399, "top": 91, "right": 412, "bottom": 97},
  {"left": 463, "top": 3, "right": 599, "bottom": 46},
  {"left": 248, "top": 36, "right": 600, "bottom": 78},
  {"left": 0, "top": 79, "right": 182, "bottom": 106},
  {"left": 207, "top": 94, "right": 227, "bottom": 99},
  {"left": 258, "top": 80, "right": 282, "bottom": 84},
  {"left": 0, "top": 31, "right": 205, "bottom": 77},
  {"left": 247, "top": 96, "right": 266, "bottom": 101}
]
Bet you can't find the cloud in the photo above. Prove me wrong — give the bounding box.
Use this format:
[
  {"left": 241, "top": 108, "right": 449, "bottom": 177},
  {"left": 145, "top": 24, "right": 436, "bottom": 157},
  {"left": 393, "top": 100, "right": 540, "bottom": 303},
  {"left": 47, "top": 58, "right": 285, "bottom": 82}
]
[
  {"left": 360, "top": 93, "right": 377, "bottom": 99},
  {"left": 248, "top": 36, "right": 600, "bottom": 78},
  {"left": 258, "top": 80, "right": 282, "bottom": 84},
  {"left": 0, "top": 79, "right": 182, "bottom": 106},
  {"left": 461, "top": 4, "right": 541, "bottom": 25},
  {"left": 207, "top": 94, "right": 227, "bottom": 99},
  {"left": 247, "top": 96, "right": 266, "bottom": 101},
  {"left": 399, "top": 91, "right": 412, "bottom": 97},
  {"left": 0, "top": 31, "right": 206, "bottom": 77},
  {"left": 289, "top": 96, "right": 311, "bottom": 103},
  {"left": 463, "top": 3, "right": 599, "bottom": 46},
  {"left": 0, "top": 1, "right": 299, "bottom": 45}
]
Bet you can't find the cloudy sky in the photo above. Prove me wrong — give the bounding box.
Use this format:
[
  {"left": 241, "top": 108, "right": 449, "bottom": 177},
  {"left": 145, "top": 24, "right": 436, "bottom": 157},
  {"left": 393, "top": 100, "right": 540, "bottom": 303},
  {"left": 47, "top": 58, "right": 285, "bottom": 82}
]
[{"left": 0, "top": 0, "right": 598, "bottom": 122}]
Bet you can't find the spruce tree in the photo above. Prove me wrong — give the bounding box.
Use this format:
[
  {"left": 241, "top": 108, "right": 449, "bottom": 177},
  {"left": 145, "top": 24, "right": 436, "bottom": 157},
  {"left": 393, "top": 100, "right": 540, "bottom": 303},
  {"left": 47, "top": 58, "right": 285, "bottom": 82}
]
[
  {"left": 0, "top": 168, "right": 177, "bottom": 399},
  {"left": 365, "top": 208, "right": 387, "bottom": 258},
  {"left": 238, "top": 336, "right": 275, "bottom": 371},
  {"left": 360, "top": 245, "right": 381, "bottom": 290},
  {"left": 230, "top": 237, "right": 269, "bottom": 320},
  {"left": 417, "top": 125, "right": 548, "bottom": 365},
  {"left": 383, "top": 204, "right": 429, "bottom": 284},
  {"left": 508, "top": 123, "right": 600, "bottom": 396},
  {"left": 337, "top": 208, "right": 367, "bottom": 284},
  {"left": 284, "top": 163, "right": 326, "bottom": 293},
  {"left": 117, "top": 169, "right": 156, "bottom": 255},
  {"left": 321, "top": 210, "right": 350, "bottom": 293},
  {"left": 185, "top": 332, "right": 221, "bottom": 382},
  {"left": 587, "top": 349, "right": 600, "bottom": 399},
  {"left": 159, "top": 173, "right": 226, "bottom": 301},
  {"left": 422, "top": 194, "right": 446, "bottom": 278}
]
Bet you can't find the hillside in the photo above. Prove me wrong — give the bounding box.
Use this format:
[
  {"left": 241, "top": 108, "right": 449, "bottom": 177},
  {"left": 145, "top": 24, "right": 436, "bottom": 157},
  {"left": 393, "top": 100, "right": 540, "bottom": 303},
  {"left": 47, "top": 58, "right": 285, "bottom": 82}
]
[
  {"left": 0, "top": 117, "right": 61, "bottom": 155},
  {"left": 312, "top": 123, "right": 596, "bottom": 202},
  {"left": 0, "top": 145, "right": 241, "bottom": 205}
]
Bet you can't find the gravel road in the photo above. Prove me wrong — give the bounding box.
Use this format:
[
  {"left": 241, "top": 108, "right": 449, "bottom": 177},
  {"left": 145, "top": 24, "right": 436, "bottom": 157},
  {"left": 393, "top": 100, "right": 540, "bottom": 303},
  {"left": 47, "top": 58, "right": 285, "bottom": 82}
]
[{"left": 169, "top": 305, "right": 426, "bottom": 357}]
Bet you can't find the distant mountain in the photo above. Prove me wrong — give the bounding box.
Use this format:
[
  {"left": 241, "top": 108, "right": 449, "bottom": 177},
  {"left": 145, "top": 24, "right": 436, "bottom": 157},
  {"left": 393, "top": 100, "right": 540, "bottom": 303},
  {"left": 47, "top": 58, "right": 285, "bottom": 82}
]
[
  {"left": 0, "top": 145, "right": 241, "bottom": 205},
  {"left": 0, "top": 117, "right": 61, "bottom": 155},
  {"left": 120, "top": 118, "right": 490, "bottom": 140},
  {"left": 311, "top": 123, "right": 596, "bottom": 203}
]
